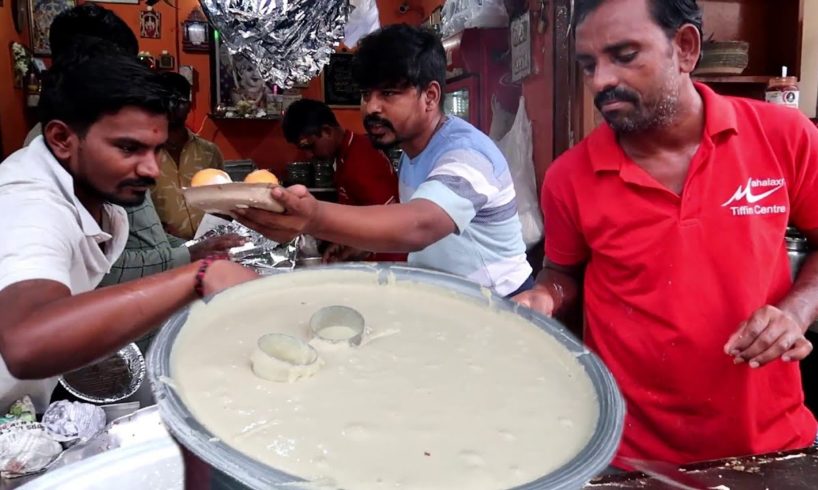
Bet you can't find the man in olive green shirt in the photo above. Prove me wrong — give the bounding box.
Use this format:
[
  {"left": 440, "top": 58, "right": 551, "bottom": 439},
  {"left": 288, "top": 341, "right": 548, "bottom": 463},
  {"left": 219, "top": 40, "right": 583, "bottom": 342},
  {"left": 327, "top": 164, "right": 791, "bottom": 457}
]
[
  {"left": 152, "top": 73, "right": 225, "bottom": 240},
  {"left": 98, "top": 191, "right": 244, "bottom": 286}
]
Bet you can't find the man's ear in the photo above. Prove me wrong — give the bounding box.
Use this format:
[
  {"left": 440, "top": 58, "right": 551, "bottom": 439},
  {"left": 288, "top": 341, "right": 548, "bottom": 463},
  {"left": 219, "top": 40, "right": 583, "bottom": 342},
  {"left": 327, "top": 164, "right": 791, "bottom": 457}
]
[
  {"left": 675, "top": 24, "right": 702, "bottom": 74},
  {"left": 424, "top": 81, "right": 442, "bottom": 112},
  {"left": 43, "top": 120, "right": 77, "bottom": 161}
]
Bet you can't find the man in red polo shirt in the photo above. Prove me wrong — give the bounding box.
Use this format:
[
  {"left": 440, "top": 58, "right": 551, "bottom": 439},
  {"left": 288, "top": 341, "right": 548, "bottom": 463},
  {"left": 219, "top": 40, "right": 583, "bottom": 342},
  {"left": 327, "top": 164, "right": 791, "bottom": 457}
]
[
  {"left": 282, "top": 98, "right": 403, "bottom": 261},
  {"left": 283, "top": 98, "right": 398, "bottom": 207},
  {"left": 515, "top": 0, "right": 818, "bottom": 469}
]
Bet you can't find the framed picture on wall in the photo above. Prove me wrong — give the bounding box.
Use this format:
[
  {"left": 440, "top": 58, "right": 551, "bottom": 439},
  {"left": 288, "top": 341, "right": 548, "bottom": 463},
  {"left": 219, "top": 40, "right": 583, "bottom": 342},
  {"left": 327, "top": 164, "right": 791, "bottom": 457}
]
[
  {"left": 322, "top": 53, "right": 361, "bottom": 108},
  {"left": 210, "top": 31, "right": 283, "bottom": 119},
  {"left": 182, "top": 9, "right": 210, "bottom": 52},
  {"left": 29, "top": 0, "right": 75, "bottom": 56},
  {"left": 139, "top": 9, "right": 161, "bottom": 39}
]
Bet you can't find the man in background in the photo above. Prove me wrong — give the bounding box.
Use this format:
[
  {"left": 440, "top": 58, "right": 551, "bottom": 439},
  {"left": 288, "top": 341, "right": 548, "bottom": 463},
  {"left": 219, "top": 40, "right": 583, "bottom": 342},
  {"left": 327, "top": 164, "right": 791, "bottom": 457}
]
[
  {"left": 152, "top": 72, "right": 225, "bottom": 240},
  {"left": 98, "top": 193, "right": 244, "bottom": 287},
  {"left": 283, "top": 99, "right": 398, "bottom": 208},
  {"left": 237, "top": 25, "right": 532, "bottom": 297},
  {"left": 282, "top": 98, "right": 402, "bottom": 262}
]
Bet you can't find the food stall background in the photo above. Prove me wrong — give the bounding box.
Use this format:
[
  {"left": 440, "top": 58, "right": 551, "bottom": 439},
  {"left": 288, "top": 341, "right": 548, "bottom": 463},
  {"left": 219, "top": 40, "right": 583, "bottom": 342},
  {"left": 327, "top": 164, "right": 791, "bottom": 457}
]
[{"left": 0, "top": 0, "right": 557, "bottom": 189}]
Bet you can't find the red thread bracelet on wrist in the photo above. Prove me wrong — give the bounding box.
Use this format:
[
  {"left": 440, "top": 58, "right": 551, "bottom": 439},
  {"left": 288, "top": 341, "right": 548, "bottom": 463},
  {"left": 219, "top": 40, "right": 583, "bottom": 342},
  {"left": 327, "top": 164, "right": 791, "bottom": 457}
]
[{"left": 194, "top": 256, "right": 219, "bottom": 298}]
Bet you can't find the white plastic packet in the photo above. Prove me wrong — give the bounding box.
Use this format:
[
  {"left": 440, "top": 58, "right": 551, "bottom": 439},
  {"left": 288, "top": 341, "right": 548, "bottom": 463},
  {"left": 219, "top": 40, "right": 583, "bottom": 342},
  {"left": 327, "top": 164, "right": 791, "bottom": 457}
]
[
  {"left": 42, "top": 400, "right": 107, "bottom": 444},
  {"left": 0, "top": 421, "right": 62, "bottom": 478},
  {"left": 0, "top": 396, "right": 36, "bottom": 425},
  {"left": 495, "top": 96, "right": 544, "bottom": 249},
  {"left": 344, "top": 0, "right": 380, "bottom": 47},
  {"left": 488, "top": 95, "right": 516, "bottom": 142},
  {"left": 441, "top": 0, "right": 509, "bottom": 37}
]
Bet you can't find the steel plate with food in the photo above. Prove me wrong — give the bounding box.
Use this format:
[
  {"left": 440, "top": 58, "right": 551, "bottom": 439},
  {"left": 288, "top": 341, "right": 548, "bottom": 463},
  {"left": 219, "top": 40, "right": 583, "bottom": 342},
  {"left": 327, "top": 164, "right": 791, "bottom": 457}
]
[
  {"left": 182, "top": 169, "right": 285, "bottom": 215},
  {"left": 148, "top": 264, "right": 625, "bottom": 490}
]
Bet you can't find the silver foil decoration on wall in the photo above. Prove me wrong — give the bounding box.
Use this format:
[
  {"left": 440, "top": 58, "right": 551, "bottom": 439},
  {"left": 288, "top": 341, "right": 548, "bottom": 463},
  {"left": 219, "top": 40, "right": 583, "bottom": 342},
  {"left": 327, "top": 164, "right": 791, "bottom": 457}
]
[{"left": 200, "top": 0, "right": 350, "bottom": 87}]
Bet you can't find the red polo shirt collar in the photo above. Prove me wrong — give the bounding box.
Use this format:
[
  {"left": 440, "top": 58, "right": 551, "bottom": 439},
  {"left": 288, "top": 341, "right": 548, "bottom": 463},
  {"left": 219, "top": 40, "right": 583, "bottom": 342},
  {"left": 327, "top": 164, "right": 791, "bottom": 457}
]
[{"left": 587, "top": 82, "right": 739, "bottom": 173}]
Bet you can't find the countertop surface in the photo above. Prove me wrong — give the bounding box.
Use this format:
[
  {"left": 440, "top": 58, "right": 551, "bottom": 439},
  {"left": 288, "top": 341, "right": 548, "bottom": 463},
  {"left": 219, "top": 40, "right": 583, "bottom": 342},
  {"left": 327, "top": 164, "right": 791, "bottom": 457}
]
[{"left": 586, "top": 447, "right": 818, "bottom": 489}]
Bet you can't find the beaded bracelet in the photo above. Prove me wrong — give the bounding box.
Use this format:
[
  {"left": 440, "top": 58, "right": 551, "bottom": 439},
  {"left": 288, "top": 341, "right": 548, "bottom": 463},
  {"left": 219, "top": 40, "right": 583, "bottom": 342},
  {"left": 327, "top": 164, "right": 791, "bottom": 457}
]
[{"left": 194, "top": 257, "right": 218, "bottom": 298}]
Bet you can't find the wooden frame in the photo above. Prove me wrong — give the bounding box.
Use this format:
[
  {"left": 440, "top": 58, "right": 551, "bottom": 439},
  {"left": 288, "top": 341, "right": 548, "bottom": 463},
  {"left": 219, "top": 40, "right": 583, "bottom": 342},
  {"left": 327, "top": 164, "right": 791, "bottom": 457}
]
[
  {"left": 322, "top": 53, "right": 361, "bottom": 108},
  {"left": 183, "top": 9, "right": 210, "bottom": 53},
  {"left": 209, "top": 30, "right": 281, "bottom": 119},
  {"left": 29, "top": 0, "right": 75, "bottom": 55},
  {"left": 139, "top": 9, "right": 161, "bottom": 39}
]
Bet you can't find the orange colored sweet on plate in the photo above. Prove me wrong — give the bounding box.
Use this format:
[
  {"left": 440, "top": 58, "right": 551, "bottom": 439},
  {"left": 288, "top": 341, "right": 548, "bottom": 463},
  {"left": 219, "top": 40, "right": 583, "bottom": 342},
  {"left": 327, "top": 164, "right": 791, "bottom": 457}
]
[
  {"left": 243, "top": 169, "right": 280, "bottom": 185},
  {"left": 190, "top": 169, "right": 232, "bottom": 187}
]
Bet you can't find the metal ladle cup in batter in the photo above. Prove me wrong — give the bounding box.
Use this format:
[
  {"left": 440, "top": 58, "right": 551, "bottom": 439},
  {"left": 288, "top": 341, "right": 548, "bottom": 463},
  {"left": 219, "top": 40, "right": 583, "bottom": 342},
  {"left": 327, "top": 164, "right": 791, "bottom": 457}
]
[
  {"left": 251, "top": 333, "right": 322, "bottom": 382},
  {"left": 309, "top": 305, "right": 365, "bottom": 346}
]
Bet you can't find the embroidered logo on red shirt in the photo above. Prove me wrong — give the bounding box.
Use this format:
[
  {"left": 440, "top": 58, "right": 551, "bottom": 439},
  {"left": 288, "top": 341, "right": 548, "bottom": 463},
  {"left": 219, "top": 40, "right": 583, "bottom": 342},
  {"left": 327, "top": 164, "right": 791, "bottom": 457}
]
[{"left": 721, "top": 178, "right": 787, "bottom": 216}]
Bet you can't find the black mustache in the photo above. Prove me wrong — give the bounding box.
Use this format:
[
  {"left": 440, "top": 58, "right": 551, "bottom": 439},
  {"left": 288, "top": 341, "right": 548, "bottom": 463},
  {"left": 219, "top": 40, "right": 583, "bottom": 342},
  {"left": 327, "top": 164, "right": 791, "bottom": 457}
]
[
  {"left": 594, "top": 87, "right": 639, "bottom": 109},
  {"left": 363, "top": 115, "right": 395, "bottom": 132},
  {"left": 119, "top": 178, "right": 156, "bottom": 188}
]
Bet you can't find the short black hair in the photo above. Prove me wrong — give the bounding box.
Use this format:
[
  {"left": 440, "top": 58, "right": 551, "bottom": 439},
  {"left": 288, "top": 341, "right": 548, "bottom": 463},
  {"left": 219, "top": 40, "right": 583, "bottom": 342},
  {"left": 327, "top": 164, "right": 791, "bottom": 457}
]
[
  {"left": 282, "top": 99, "right": 340, "bottom": 144},
  {"left": 574, "top": 0, "right": 703, "bottom": 40},
  {"left": 49, "top": 4, "right": 138, "bottom": 61},
  {"left": 47, "top": 35, "right": 129, "bottom": 62},
  {"left": 39, "top": 48, "right": 170, "bottom": 137},
  {"left": 351, "top": 24, "right": 446, "bottom": 106},
  {"left": 160, "top": 72, "right": 191, "bottom": 99}
]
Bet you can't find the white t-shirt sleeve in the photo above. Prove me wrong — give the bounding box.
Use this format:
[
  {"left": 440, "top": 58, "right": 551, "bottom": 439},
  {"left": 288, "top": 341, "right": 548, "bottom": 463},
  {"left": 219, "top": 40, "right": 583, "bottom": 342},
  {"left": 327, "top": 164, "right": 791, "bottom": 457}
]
[
  {"left": 410, "top": 149, "right": 500, "bottom": 233},
  {"left": 0, "top": 196, "right": 77, "bottom": 292}
]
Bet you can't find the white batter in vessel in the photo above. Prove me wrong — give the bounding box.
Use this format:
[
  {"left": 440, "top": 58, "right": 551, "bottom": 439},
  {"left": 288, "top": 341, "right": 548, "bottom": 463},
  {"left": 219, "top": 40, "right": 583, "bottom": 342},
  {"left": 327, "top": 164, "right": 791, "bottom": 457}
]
[{"left": 169, "top": 269, "right": 601, "bottom": 490}]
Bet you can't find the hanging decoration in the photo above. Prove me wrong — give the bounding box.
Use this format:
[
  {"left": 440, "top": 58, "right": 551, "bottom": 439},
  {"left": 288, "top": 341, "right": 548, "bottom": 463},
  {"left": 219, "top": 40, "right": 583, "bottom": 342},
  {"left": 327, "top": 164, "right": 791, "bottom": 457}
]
[
  {"left": 11, "top": 43, "right": 32, "bottom": 89},
  {"left": 199, "top": 0, "right": 349, "bottom": 88}
]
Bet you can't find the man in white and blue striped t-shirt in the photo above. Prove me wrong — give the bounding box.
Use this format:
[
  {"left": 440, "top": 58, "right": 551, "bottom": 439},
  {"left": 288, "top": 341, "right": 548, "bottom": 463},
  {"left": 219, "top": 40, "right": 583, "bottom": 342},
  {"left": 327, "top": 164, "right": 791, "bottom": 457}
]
[
  {"left": 397, "top": 116, "right": 532, "bottom": 296},
  {"left": 236, "top": 24, "right": 532, "bottom": 297}
]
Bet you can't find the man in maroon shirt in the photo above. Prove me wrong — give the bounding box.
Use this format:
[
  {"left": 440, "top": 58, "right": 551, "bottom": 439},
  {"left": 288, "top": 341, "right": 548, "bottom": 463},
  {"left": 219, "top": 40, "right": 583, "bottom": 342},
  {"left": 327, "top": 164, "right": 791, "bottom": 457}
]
[{"left": 282, "top": 99, "right": 404, "bottom": 261}]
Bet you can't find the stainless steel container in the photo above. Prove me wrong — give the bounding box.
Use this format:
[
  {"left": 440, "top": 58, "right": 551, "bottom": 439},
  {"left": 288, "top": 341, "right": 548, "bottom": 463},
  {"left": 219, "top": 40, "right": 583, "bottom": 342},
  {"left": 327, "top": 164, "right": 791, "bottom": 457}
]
[
  {"left": 295, "top": 256, "right": 324, "bottom": 268},
  {"left": 312, "top": 161, "right": 335, "bottom": 189},
  {"left": 786, "top": 228, "right": 818, "bottom": 334},
  {"left": 285, "top": 161, "right": 313, "bottom": 187},
  {"left": 786, "top": 227, "right": 809, "bottom": 281},
  {"left": 148, "top": 264, "right": 625, "bottom": 490}
]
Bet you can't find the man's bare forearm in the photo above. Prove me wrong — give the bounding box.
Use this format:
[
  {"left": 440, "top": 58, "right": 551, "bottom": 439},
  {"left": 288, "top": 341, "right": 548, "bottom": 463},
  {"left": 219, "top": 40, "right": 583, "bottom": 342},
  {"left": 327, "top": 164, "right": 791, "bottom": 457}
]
[
  {"left": 310, "top": 200, "right": 455, "bottom": 253},
  {"left": 778, "top": 252, "right": 818, "bottom": 332},
  {"left": 0, "top": 262, "right": 203, "bottom": 379},
  {"left": 533, "top": 262, "right": 583, "bottom": 317}
]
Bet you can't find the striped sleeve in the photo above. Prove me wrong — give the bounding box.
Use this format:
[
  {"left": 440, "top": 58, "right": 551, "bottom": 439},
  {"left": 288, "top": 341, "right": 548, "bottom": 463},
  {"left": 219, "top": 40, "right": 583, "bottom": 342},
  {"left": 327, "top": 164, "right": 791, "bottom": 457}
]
[{"left": 410, "top": 149, "right": 510, "bottom": 233}]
